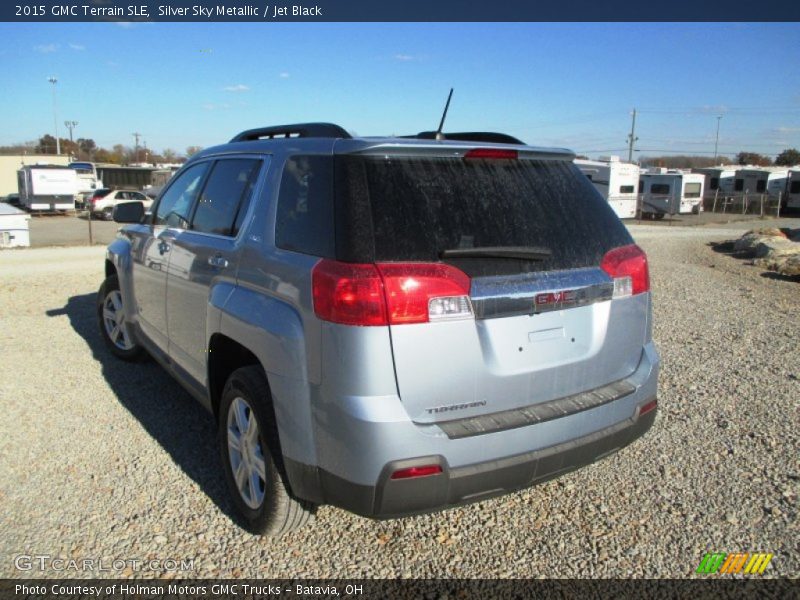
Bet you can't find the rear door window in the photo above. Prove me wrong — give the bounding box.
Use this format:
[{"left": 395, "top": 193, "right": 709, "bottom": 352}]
[{"left": 191, "top": 159, "right": 261, "bottom": 236}]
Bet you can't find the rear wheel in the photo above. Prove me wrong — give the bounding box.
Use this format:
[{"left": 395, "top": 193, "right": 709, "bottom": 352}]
[
  {"left": 97, "top": 274, "right": 145, "bottom": 360},
  {"left": 102, "top": 207, "right": 113, "bottom": 220},
  {"left": 219, "top": 366, "right": 315, "bottom": 536}
]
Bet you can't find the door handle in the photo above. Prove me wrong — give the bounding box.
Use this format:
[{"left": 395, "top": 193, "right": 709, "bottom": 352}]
[{"left": 208, "top": 255, "right": 229, "bottom": 268}]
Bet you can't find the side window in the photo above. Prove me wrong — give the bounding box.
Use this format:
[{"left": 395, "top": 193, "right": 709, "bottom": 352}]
[
  {"left": 619, "top": 185, "right": 634, "bottom": 194},
  {"left": 756, "top": 180, "right": 766, "bottom": 193},
  {"left": 710, "top": 177, "right": 719, "bottom": 190},
  {"left": 154, "top": 162, "right": 210, "bottom": 228},
  {"left": 651, "top": 183, "right": 670, "bottom": 195},
  {"left": 684, "top": 182, "right": 702, "bottom": 198},
  {"left": 734, "top": 178, "right": 744, "bottom": 191},
  {"left": 275, "top": 155, "right": 335, "bottom": 257},
  {"left": 191, "top": 159, "right": 261, "bottom": 236}
]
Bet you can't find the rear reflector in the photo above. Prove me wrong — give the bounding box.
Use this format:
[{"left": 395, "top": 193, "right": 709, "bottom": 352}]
[
  {"left": 312, "top": 260, "right": 473, "bottom": 326},
  {"left": 464, "top": 148, "right": 518, "bottom": 160},
  {"left": 600, "top": 244, "right": 650, "bottom": 297},
  {"left": 639, "top": 399, "right": 657, "bottom": 415},
  {"left": 390, "top": 465, "right": 443, "bottom": 480}
]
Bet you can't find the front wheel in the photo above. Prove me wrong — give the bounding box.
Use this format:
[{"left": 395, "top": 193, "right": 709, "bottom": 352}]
[
  {"left": 219, "top": 366, "right": 315, "bottom": 536},
  {"left": 97, "top": 274, "right": 145, "bottom": 361}
]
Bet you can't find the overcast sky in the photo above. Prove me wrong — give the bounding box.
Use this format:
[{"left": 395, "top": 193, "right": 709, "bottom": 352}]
[{"left": 2, "top": 22, "right": 799, "bottom": 158}]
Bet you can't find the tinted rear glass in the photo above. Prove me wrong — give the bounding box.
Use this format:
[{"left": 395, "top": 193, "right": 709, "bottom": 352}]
[{"left": 335, "top": 156, "right": 632, "bottom": 275}]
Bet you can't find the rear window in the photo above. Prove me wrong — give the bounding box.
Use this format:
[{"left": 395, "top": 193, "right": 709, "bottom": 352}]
[
  {"left": 650, "top": 183, "right": 670, "bottom": 195},
  {"left": 335, "top": 156, "right": 632, "bottom": 276}
]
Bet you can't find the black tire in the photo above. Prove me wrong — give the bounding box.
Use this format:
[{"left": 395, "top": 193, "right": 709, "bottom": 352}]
[
  {"left": 219, "top": 366, "right": 315, "bottom": 536},
  {"left": 654, "top": 213, "right": 665, "bottom": 221},
  {"left": 97, "top": 274, "right": 146, "bottom": 361}
]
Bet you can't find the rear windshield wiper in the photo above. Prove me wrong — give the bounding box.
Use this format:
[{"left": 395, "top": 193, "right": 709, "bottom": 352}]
[{"left": 440, "top": 246, "right": 552, "bottom": 261}]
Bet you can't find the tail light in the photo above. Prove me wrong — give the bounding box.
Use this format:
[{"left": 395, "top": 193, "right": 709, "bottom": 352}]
[
  {"left": 312, "top": 260, "right": 473, "bottom": 326},
  {"left": 601, "top": 244, "right": 650, "bottom": 297}
]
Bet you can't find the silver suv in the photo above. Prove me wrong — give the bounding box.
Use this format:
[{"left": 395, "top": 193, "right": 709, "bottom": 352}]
[{"left": 99, "top": 123, "right": 659, "bottom": 535}]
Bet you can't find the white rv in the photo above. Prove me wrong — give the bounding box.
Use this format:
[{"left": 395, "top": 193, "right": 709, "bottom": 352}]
[
  {"left": 692, "top": 166, "right": 739, "bottom": 201},
  {"left": 17, "top": 165, "right": 78, "bottom": 211},
  {"left": 786, "top": 169, "right": 800, "bottom": 210},
  {"left": 638, "top": 171, "right": 705, "bottom": 218},
  {"left": 733, "top": 168, "right": 789, "bottom": 198},
  {"left": 574, "top": 156, "right": 639, "bottom": 219}
]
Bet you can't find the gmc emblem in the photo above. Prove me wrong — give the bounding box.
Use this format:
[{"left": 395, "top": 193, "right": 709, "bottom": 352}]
[{"left": 534, "top": 290, "right": 578, "bottom": 312}]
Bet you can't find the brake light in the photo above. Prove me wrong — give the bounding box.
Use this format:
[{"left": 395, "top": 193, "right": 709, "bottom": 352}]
[
  {"left": 311, "top": 260, "right": 473, "bottom": 326},
  {"left": 390, "top": 465, "right": 443, "bottom": 480},
  {"left": 464, "top": 148, "right": 518, "bottom": 160},
  {"left": 376, "top": 263, "right": 472, "bottom": 324},
  {"left": 600, "top": 244, "right": 650, "bottom": 297},
  {"left": 311, "top": 261, "right": 386, "bottom": 326}
]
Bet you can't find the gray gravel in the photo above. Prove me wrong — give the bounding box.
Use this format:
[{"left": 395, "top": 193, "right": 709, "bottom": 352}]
[{"left": 0, "top": 220, "right": 797, "bottom": 579}]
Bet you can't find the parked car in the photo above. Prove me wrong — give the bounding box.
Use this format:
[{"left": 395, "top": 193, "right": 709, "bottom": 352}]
[
  {"left": 86, "top": 188, "right": 153, "bottom": 220},
  {"left": 99, "top": 123, "right": 659, "bottom": 536}
]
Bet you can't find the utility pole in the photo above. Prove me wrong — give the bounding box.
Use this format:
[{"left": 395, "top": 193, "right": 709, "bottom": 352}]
[
  {"left": 132, "top": 132, "right": 142, "bottom": 164},
  {"left": 64, "top": 120, "right": 78, "bottom": 143},
  {"left": 48, "top": 76, "right": 60, "bottom": 155},
  {"left": 626, "top": 108, "right": 638, "bottom": 163},
  {"left": 713, "top": 115, "right": 723, "bottom": 164}
]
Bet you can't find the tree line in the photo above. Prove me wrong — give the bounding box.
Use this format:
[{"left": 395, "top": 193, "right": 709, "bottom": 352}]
[
  {"left": 0, "top": 134, "right": 204, "bottom": 165},
  {"left": 639, "top": 149, "right": 800, "bottom": 169}
]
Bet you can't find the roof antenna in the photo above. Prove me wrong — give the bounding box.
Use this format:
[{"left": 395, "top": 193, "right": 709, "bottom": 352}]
[{"left": 435, "top": 88, "right": 454, "bottom": 141}]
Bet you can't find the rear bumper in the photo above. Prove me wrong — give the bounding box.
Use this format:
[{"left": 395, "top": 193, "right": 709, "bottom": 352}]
[{"left": 309, "top": 401, "right": 656, "bottom": 518}]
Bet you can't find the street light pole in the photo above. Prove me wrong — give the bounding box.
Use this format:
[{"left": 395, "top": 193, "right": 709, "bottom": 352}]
[
  {"left": 64, "top": 120, "right": 78, "bottom": 143},
  {"left": 48, "top": 76, "right": 60, "bottom": 155},
  {"left": 713, "top": 115, "right": 722, "bottom": 164}
]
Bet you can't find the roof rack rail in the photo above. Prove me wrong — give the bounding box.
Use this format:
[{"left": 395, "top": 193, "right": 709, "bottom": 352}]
[
  {"left": 407, "top": 131, "right": 525, "bottom": 145},
  {"left": 230, "top": 122, "right": 351, "bottom": 142}
]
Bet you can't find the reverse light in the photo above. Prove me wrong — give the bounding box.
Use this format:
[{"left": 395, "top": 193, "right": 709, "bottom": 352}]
[
  {"left": 464, "top": 148, "right": 518, "bottom": 160},
  {"left": 390, "top": 465, "right": 443, "bottom": 480},
  {"left": 600, "top": 244, "right": 650, "bottom": 297},
  {"left": 311, "top": 260, "right": 473, "bottom": 326}
]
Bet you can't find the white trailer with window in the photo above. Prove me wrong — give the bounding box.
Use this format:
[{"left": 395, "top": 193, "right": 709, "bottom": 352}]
[
  {"left": 638, "top": 171, "right": 705, "bottom": 218},
  {"left": 733, "top": 167, "right": 788, "bottom": 198},
  {"left": 17, "top": 165, "right": 78, "bottom": 211},
  {"left": 693, "top": 166, "right": 739, "bottom": 201},
  {"left": 0, "top": 203, "right": 31, "bottom": 247},
  {"left": 574, "top": 156, "right": 640, "bottom": 219}
]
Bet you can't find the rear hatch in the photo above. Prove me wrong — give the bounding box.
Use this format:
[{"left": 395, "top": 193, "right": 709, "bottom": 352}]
[{"left": 330, "top": 146, "right": 648, "bottom": 424}]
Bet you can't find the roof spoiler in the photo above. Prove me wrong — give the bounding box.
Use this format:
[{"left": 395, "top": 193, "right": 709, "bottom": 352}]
[
  {"left": 230, "top": 122, "right": 352, "bottom": 142},
  {"left": 405, "top": 131, "right": 525, "bottom": 145}
]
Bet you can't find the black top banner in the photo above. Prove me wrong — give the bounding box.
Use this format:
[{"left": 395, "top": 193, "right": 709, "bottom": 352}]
[{"left": 4, "top": 0, "right": 800, "bottom": 22}]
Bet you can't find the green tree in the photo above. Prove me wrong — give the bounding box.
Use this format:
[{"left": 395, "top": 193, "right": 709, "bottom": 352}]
[
  {"left": 185, "top": 145, "right": 203, "bottom": 158},
  {"left": 774, "top": 148, "right": 800, "bottom": 166},
  {"left": 36, "top": 134, "right": 57, "bottom": 154},
  {"left": 736, "top": 152, "right": 772, "bottom": 166}
]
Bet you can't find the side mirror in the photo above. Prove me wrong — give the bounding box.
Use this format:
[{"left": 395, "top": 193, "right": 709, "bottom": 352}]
[{"left": 113, "top": 201, "right": 145, "bottom": 223}]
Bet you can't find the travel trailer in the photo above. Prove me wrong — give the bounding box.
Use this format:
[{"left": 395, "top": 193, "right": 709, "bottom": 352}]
[
  {"left": 692, "top": 166, "right": 739, "bottom": 202},
  {"left": 733, "top": 168, "right": 789, "bottom": 198},
  {"left": 574, "top": 156, "right": 639, "bottom": 219},
  {"left": 638, "top": 171, "right": 705, "bottom": 218},
  {"left": 16, "top": 165, "right": 78, "bottom": 211}
]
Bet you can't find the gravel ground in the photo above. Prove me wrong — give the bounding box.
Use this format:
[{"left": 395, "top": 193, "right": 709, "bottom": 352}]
[{"left": 0, "top": 221, "right": 797, "bottom": 579}]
